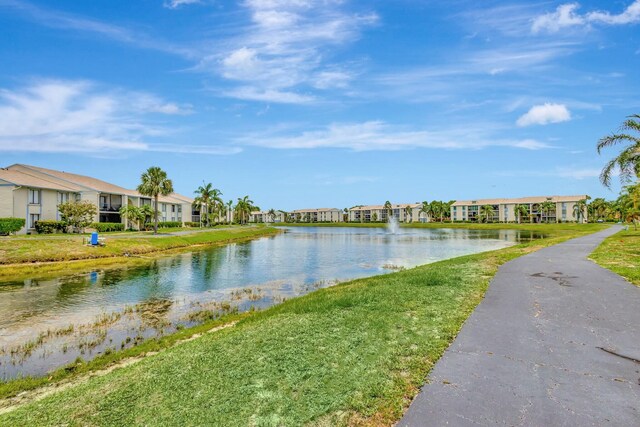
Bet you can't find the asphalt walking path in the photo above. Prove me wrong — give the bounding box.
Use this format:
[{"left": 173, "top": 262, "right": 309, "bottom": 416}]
[{"left": 400, "top": 225, "right": 640, "bottom": 426}]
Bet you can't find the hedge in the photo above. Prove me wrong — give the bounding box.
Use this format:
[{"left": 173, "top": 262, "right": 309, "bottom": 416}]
[
  {"left": 34, "top": 220, "right": 67, "bottom": 234},
  {"left": 157, "top": 221, "right": 182, "bottom": 228},
  {"left": 0, "top": 217, "right": 25, "bottom": 235},
  {"left": 184, "top": 222, "right": 200, "bottom": 228},
  {"left": 90, "top": 222, "right": 125, "bottom": 232}
]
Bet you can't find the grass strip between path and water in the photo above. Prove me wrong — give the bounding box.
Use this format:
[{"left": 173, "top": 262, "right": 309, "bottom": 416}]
[
  {"left": 0, "top": 224, "right": 607, "bottom": 426},
  {"left": 590, "top": 227, "right": 640, "bottom": 286},
  {"left": 0, "top": 226, "right": 280, "bottom": 283}
]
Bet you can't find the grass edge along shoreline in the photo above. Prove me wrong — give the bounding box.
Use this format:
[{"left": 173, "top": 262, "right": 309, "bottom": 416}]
[{"left": 0, "top": 224, "right": 610, "bottom": 425}]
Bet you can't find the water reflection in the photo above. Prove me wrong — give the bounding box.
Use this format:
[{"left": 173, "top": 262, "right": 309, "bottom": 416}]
[{"left": 0, "top": 227, "right": 542, "bottom": 380}]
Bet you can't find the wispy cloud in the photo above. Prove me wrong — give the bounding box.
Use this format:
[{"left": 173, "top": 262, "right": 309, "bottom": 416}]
[
  {"left": 0, "top": 80, "right": 235, "bottom": 155},
  {"left": 163, "top": 0, "right": 202, "bottom": 9},
  {"left": 495, "top": 167, "right": 602, "bottom": 180},
  {"left": 236, "top": 121, "right": 552, "bottom": 151},
  {"left": 532, "top": 1, "right": 640, "bottom": 34},
  {"left": 516, "top": 103, "right": 571, "bottom": 127}
]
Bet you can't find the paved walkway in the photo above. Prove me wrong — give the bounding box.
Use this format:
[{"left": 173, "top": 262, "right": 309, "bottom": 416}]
[{"left": 400, "top": 226, "right": 640, "bottom": 426}]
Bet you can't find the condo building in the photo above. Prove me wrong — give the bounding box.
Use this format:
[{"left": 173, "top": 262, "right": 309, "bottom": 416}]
[
  {"left": 451, "top": 195, "right": 589, "bottom": 223},
  {"left": 348, "top": 203, "right": 424, "bottom": 223},
  {"left": 291, "top": 208, "right": 343, "bottom": 223},
  {"left": 0, "top": 164, "right": 195, "bottom": 234},
  {"left": 249, "top": 210, "right": 287, "bottom": 223}
]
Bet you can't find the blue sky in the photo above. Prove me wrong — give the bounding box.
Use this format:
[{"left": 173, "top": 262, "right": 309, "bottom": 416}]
[{"left": 0, "top": 0, "right": 639, "bottom": 210}]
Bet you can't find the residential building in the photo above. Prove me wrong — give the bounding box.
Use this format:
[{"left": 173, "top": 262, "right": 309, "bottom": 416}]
[
  {"left": 348, "top": 203, "right": 422, "bottom": 223},
  {"left": 451, "top": 195, "right": 589, "bottom": 223},
  {"left": 0, "top": 164, "right": 194, "bottom": 233},
  {"left": 291, "top": 208, "right": 343, "bottom": 223},
  {"left": 249, "top": 210, "right": 287, "bottom": 223}
]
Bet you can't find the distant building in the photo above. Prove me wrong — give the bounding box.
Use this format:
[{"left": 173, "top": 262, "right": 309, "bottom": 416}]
[
  {"left": 291, "top": 208, "right": 343, "bottom": 223},
  {"left": 249, "top": 210, "right": 287, "bottom": 223},
  {"left": 348, "top": 203, "right": 423, "bottom": 223},
  {"left": 451, "top": 195, "right": 589, "bottom": 223},
  {"left": 0, "top": 164, "right": 194, "bottom": 234}
]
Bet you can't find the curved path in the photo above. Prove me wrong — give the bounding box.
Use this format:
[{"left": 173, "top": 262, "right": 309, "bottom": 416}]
[{"left": 400, "top": 226, "right": 640, "bottom": 426}]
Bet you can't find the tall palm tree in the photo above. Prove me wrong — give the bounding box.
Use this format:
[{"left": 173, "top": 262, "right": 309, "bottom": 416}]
[
  {"left": 573, "top": 199, "right": 588, "bottom": 223},
  {"left": 193, "top": 182, "right": 223, "bottom": 226},
  {"left": 597, "top": 114, "right": 640, "bottom": 187},
  {"left": 227, "top": 200, "right": 233, "bottom": 224},
  {"left": 234, "top": 196, "right": 255, "bottom": 225},
  {"left": 515, "top": 204, "right": 529, "bottom": 224},
  {"left": 480, "top": 205, "right": 494, "bottom": 223},
  {"left": 137, "top": 167, "right": 174, "bottom": 234},
  {"left": 404, "top": 205, "right": 413, "bottom": 223},
  {"left": 383, "top": 201, "right": 393, "bottom": 222}
]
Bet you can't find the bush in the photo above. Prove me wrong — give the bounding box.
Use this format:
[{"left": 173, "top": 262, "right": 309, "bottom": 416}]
[
  {"left": 184, "top": 222, "right": 200, "bottom": 227},
  {"left": 34, "top": 220, "right": 67, "bottom": 234},
  {"left": 157, "top": 221, "right": 182, "bottom": 228},
  {"left": 0, "top": 217, "right": 25, "bottom": 235},
  {"left": 90, "top": 222, "right": 125, "bottom": 232}
]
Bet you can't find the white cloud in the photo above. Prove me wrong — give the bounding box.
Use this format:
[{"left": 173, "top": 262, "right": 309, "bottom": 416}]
[
  {"left": 163, "top": 0, "right": 202, "bottom": 9},
  {"left": 0, "top": 80, "right": 231, "bottom": 155},
  {"left": 532, "top": 1, "right": 640, "bottom": 33},
  {"left": 236, "top": 121, "right": 552, "bottom": 151},
  {"left": 223, "top": 87, "right": 314, "bottom": 104},
  {"left": 516, "top": 103, "right": 571, "bottom": 127}
]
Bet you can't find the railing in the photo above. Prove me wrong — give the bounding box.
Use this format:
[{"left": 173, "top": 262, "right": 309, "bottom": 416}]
[{"left": 100, "top": 204, "right": 122, "bottom": 212}]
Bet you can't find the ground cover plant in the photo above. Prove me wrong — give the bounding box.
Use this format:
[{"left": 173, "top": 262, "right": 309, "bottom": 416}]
[{"left": 0, "top": 224, "right": 606, "bottom": 425}]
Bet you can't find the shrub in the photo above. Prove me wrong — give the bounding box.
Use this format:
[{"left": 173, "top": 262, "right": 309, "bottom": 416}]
[
  {"left": 184, "top": 222, "right": 200, "bottom": 227},
  {"left": 90, "top": 222, "right": 125, "bottom": 232},
  {"left": 157, "top": 221, "right": 182, "bottom": 228},
  {"left": 58, "top": 201, "right": 97, "bottom": 233},
  {"left": 0, "top": 217, "right": 25, "bottom": 235},
  {"left": 34, "top": 220, "right": 67, "bottom": 234}
]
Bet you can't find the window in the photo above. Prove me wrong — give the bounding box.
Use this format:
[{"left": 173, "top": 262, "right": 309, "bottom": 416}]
[
  {"left": 29, "top": 213, "right": 40, "bottom": 228},
  {"left": 162, "top": 204, "right": 167, "bottom": 212},
  {"left": 178, "top": 205, "right": 182, "bottom": 213},
  {"left": 28, "top": 189, "right": 40, "bottom": 204},
  {"left": 171, "top": 205, "right": 176, "bottom": 213},
  {"left": 58, "top": 192, "right": 69, "bottom": 204}
]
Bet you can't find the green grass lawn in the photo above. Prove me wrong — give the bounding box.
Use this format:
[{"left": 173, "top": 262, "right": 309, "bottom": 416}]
[
  {"left": 0, "top": 226, "right": 279, "bottom": 282},
  {"left": 590, "top": 227, "right": 640, "bottom": 286},
  {"left": 0, "top": 224, "right": 605, "bottom": 426}
]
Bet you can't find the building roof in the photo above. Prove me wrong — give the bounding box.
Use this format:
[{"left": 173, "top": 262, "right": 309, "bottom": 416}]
[
  {"left": 6, "top": 164, "right": 193, "bottom": 204},
  {"left": 0, "top": 168, "right": 83, "bottom": 192},
  {"left": 291, "top": 208, "right": 341, "bottom": 213},
  {"left": 349, "top": 203, "right": 420, "bottom": 211},
  {"left": 452, "top": 195, "right": 589, "bottom": 206}
]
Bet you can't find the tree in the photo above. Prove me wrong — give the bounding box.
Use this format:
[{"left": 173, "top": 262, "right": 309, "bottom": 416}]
[
  {"left": 419, "top": 201, "right": 430, "bottom": 223},
  {"left": 137, "top": 166, "right": 174, "bottom": 234},
  {"left": 539, "top": 201, "right": 556, "bottom": 223},
  {"left": 404, "top": 205, "right": 413, "bottom": 223},
  {"left": 119, "top": 205, "right": 143, "bottom": 230},
  {"left": 193, "top": 182, "right": 223, "bottom": 227},
  {"left": 573, "top": 199, "right": 588, "bottom": 223},
  {"left": 139, "top": 204, "right": 155, "bottom": 229},
  {"left": 383, "top": 201, "right": 393, "bottom": 222},
  {"left": 480, "top": 205, "right": 494, "bottom": 223},
  {"left": 234, "top": 196, "right": 255, "bottom": 225},
  {"left": 227, "top": 200, "right": 234, "bottom": 224},
  {"left": 267, "top": 208, "right": 276, "bottom": 223},
  {"left": 58, "top": 201, "right": 97, "bottom": 233},
  {"left": 597, "top": 114, "right": 640, "bottom": 187},
  {"left": 515, "top": 204, "right": 529, "bottom": 224},
  {"left": 372, "top": 212, "right": 378, "bottom": 222},
  {"left": 618, "top": 182, "right": 640, "bottom": 229}
]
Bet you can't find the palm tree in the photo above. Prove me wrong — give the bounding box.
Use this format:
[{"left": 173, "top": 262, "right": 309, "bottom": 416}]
[
  {"left": 137, "top": 167, "right": 174, "bottom": 234},
  {"left": 267, "top": 208, "right": 276, "bottom": 223},
  {"left": 227, "top": 200, "right": 233, "bottom": 224},
  {"left": 383, "top": 201, "right": 393, "bottom": 222},
  {"left": 419, "top": 201, "right": 430, "bottom": 223},
  {"left": 193, "top": 182, "right": 222, "bottom": 227},
  {"left": 234, "top": 196, "right": 255, "bottom": 225},
  {"left": 119, "top": 205, "right": 142, "bottom": 230},
  {"left": 573, "top": 199, "right": 588, "bottom": 223},
  {"left": 404, "top": 205, "right": 413, "bottom": 223},
  {"left": 619, "top": 182, "right": 640, "bottom": 229},
  {"left": 597, "top": 114, "right": 640, "bottom": 187},
  {"left": 444, "top": 200, "right": 455, "bottom": 221},
  {"left": 515, "top": 204, "right": 529, "bottom": 224},
  {"left": 539, "top": 201, "right": 556, "bottom": 223},
  {"left": 139, "top": 204, "right": 155, "bottom": 230},
  {"left": 480, "top": 205, "right": 494, "bottom": 223}
]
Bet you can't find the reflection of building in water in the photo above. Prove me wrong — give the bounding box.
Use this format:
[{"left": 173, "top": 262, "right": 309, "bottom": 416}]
[{"left": 451, "top": 195, "right": 589, "bottom": 223}]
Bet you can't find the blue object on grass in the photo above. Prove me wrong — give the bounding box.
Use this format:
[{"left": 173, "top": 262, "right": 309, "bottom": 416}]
[{"left": 91, "top": 232, "right": 99, "bottom": 245}]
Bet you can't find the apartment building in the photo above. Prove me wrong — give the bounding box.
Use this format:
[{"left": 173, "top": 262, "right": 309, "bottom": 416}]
[
  {"left": 348, "top": 203, "right": 423, "bottom": 223},
  {"left": 451, "top": 195, "right": 589, "bottom": 223},
  {"left": 249, "top": 210, "right": 287, "bottom": 223},
  {"left": 0, "top": 164, "right": 194, "bottom": 233},
  {"left": 291, "top": 208, "right": 343, "bottom": 223}
]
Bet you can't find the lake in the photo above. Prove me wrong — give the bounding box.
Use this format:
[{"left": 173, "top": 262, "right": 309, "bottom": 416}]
[{"left": 0, "top": 226, "right": 543, "bottom": 380}]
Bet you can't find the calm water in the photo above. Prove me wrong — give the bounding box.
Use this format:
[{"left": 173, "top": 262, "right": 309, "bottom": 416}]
[{"left": 0, "top": 227, "right": 542, "bottom": 380}]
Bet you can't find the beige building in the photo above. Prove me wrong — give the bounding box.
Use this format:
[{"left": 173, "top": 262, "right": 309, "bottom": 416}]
[
  {"left": 291, "top": 208, "right": 343, "bottom": 223},
  {"left": 348, "top": 203, "right": 423, "bottom": 223},
  {"left": 451, "top": 195, "right": 589, "bottom": 223},
  {"left": 0, "top": 164, "right": 194, "bottom": 233},
  {"left": 249, "top": 210, "right": 287, "bottom": 223}
]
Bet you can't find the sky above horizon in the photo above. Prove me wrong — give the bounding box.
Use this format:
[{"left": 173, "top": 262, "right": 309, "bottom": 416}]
[{"left": 1, "top": 0, "right": 639, "bottom": 210}]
